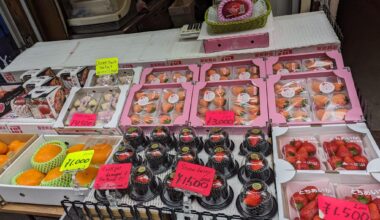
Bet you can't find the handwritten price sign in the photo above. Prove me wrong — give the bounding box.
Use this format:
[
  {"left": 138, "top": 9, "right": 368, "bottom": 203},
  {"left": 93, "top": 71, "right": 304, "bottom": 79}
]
[
  {"left": 171, "top": 161, "right": 215, "bottom": 196},
  {"left": 94, "top": 163, "right": 132, "bottom": 190},
  {"left": 318, "top": 195, "right": 370, "bottom": 220},
  {"left": 60, "top": 150, "right": 94, "bottom": 172},
  {"left": 205, "top": 111, "right": 234, "bottom": 126},
  {"left": 96, "top": 57, "right": 119, "bottom": 76},
  {"left": 69, "top": 113, "right": 97, "bottom": 127}
]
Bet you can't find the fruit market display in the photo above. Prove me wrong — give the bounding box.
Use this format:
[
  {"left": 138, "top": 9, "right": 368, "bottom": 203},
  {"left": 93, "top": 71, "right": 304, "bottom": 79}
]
[{"left": 282, "top": 138, "right": 322, "bottom": 170}]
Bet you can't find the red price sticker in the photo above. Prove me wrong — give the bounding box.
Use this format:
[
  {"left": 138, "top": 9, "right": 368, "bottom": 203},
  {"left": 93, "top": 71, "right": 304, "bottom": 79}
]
[
  {"left": 205, "top": 111, "right": 234, "bottom": 125},
  {"left": 69, "top": 113, "right": 97, "bottom": 127},
  {"left": 318, "top": 195, "right": 370, "bottom": 220},
  {"left": 94, "top": 163, "right": 132, "bottom": 190},
  {"left": 171, "top": 161, "right": 215, "bottom": 196}
]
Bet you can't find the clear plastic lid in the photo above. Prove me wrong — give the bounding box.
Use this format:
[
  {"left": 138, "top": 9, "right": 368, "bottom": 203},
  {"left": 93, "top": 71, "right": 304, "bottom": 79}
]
[
  {"left": 124, "top": 127, "right": 143, "bottom": 141},
  {"left": 239, "top": 180, "right": 272, "bottom": 210},
  {"left": 245, "top": 128, "right": 265, "bottom": 148},
  {"left": 113, "top": 144, "right": 135, "bottom": 163},
  {"left": 177, "top": 146, "right": 198, "bottom": 163},
  {"left": 178, "top": 127, "right": 197, "bottom": 144},
  {"left": 244, "top": 152, "right": 269, "bottom": 172},
  {"left": 151, "top": 126, "right": 171, "bottom": 142},
  {"left": 145, "top": 142, "right": 167, "bottom": 160},
  {"left": 208, "top": 128, "right": 229, "bottom": 145},
  {"left": 210, "top": 146, "right": 232, "bottom": 164},
  {"left": 131, "top": 166, "right": 153, "bottom": 185}
]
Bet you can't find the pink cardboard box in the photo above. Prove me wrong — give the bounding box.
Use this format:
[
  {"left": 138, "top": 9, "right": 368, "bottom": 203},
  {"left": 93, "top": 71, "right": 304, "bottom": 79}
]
[
  {"left": 199, "top": 58, "right": 266, "bottom": 81},
  {"left": 119, "top": 82, "right": 193, "bottom": 127},
  {"left": 266, "top": 50, "right": 344, "bottom": 75},
  {"left": 267, "top": 69, "right": 363, "bottom": 126},
  {"left": 190, "top": 79, "right": 268, "bottom": 128},
  {"left": 139, "top": 64, "right": 199, "bottom": 84}
]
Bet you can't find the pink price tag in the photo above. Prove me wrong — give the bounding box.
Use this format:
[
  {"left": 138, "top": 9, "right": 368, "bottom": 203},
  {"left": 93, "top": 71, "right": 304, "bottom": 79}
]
[
  {"left": 94, "top": 163, "right": 132, "bottom": 190},
  {"left": 205, "top": 111, "right": 234, "bottom": 125},
  {"left": 318, "top": 195, "right": 370, "bottom": 220},
  {"left": 69, "top": 113, "right": 97, "bottom": 127},
  {"left": 171, "top": 161, "right": 215, "bottom": 196}
]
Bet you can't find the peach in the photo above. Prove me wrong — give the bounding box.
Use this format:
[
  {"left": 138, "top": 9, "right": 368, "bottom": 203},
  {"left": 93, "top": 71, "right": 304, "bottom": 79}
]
[
  {"left": 213, "top": 97, "right": 226, "bottom": 107},
  {"left": 161, "top": 103, "right": 174, "bottom": 113},
  {"left": 159, "top": 115, "right": 172, "bottom": 124},
  {"left": 231, "top": 86, "right": 245, "bottom": 96}
]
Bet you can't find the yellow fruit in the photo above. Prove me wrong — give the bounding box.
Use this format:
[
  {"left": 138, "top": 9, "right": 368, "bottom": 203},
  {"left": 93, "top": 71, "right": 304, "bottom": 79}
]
[
  {"left": 89, "top": 144, "right": 112, "bottom": 165},
  {"left": 8, "top": 140, "right": 25, "bottom": 152},
  {"left": 0, "top": 141, "right": 8, "bottom": 154},
  {"left": 15, "top": 169, "right": 45, "bottom": 186},
  {"left": 75, "top": 167, "right": 98, "bottom": 187},
  {"left": 34, "top": 144, "right": 62, "bottom": 163},
  {"left": 67, "top": 144, "right": 85, "bottom": 154}
]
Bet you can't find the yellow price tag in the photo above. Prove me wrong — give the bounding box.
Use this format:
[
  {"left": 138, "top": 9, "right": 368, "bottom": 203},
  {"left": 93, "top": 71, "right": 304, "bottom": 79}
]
[
  {"left": 96, "top": 57, "right": 119, "bottom": 76},
  {"left": 60, "top": 150, "right": 94, "bottom": 172}
]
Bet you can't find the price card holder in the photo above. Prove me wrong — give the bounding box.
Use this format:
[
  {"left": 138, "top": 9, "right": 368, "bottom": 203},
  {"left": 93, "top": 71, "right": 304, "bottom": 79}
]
[
  {"left": 205, "top": 111, "right": 234, "bottom": 125},
  {"left": 96, "top": 57, "right": 119, "bottom": 76},
  {"left": 318, "top": 195, "right": 370, "bottom": 220},
  {"left": 172, "top": 161, "right": 216, "bottom": 219}
]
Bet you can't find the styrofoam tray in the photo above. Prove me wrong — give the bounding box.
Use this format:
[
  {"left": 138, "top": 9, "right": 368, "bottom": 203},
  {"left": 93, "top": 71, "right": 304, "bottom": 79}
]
[
  {"left": 84, "top": 131, "right": 279, "bottom": 219},
  {"left": 0, "top": 135, "right": 123, "bottom": 205},
  {"left": 272, "top": 123, "right": 380, "bottom": 174}
]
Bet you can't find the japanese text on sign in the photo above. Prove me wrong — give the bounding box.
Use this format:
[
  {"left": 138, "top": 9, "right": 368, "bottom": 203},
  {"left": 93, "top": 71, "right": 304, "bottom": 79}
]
[
  {"left": 69, "top": 113, "right": 97, "bottom": 127},
  {"left": 171, "top": 161, "right": 215, "bottom": 196},
  {"left": 205, "top": 111, "right": 234, "bottom": 125},
  {"left": 96, "top": 57, "right": 119, "bottom": 76},
  {"left": 318, "top": 195, "right": 370, "bottom": 220},
  {"left": 94, "top": 163, "right": 132, "bottom": 190},
  {"left": 60, "top": 150, "right": 94, "bottom": 172}
]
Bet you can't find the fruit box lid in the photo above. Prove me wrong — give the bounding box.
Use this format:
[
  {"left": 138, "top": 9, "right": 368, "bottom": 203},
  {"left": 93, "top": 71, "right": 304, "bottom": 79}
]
[
  {"left": 56, "top": 66, "right": 86, "bottom": 77},
  {"left": 267, "top": 69, "right": 364, "bottom": 126},
  {"left": 26, "top": 86, "right": 60, "bottom": 99},
  {"left": 190, "top": 79, "right": 268, "bottom": 128}
]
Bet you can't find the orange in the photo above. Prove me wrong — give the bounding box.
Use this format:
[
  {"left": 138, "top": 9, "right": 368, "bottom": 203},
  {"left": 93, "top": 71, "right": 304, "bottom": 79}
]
[
  {"left": 75, "top": 166, "right": 98, "bottom": 187},
  {"left": 67, "top": 144, "right": 85, "bottom": 154},
  {"left": 89, "top": 143, "right": 112, "bottom": 165},
  {"left": 16, "top": 169, "right": 45, "bottom": 186},
  {"left": 34, "top": 144, "right": 62, "bottom": 163},
  {"left": 0, "top": 141, "right": 8, "bottom": 154},
  {"left": 43, "top": 167, "right": 63, "bottom": 182},
  {"left": 8, "top": 140, "right": 25, "bottom": 152},
  {"left": 0, "top": 155, "right": 8, "bottom": 165}
]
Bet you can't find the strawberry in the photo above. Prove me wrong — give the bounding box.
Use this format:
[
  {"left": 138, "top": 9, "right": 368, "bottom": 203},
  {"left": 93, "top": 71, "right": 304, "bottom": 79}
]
[
  {"left": 302, "top": 141, "right": 317, "bottom": 156},
  {"left": 323, "top": 142, "right": 337, "bottom": 156},
  {"left": 346, "top": 142, "right": 362, "bottom": 156},
  {"left": 244, "top": 192, "right": 262, "bottom": 207},
  {"left": 297, "top": 147, "right": 309, "bottom": 160},
  {"left": 135, "top": 174, "right": 150, "bottom": 184},
  {"left": 300, "top": 200, "right": 318, "bottom": 220},
  {"left": 301, "top": 186, "right": 319, "bottom": 201},
  {"left": 337, "top": 145, "right": 352, "bottom": 158},
  {"left": 353, "top": 155, "right": 368, "bottom": 170},
  {"left": 290, "top": 192, "right": 308, "bottom": 210},
  {"left": 328, "top": 156, "right": 343, "bottom": 169},
  {"left": 368, "top": 203, "right": 380, "bottom": 220},
  {"left": 306, "top": 157, "right": 321, "bottom": 170},
  {"left": 295, "top": 162, "right": 308, "bottom": 170},
  {"left": 291, "top": 140, "right": 303, "bottom": 149},
  {"left": 286, "top": 155, "right": 297, "bottom": 165},
  {"left": 343, "top": 156, "right": 359, "bottom": 170},
  {"left": 250, "top": 159, "right": 264, "bottom": 171},
  {"left": 373, "top": 198, "right": 380, "bottom": 211},
  {"left": 284, "top": 144, "right": 297, "bottom": 157},
  {"left": 333, "top": 139, "right": 346, "bottom": 146},
  {"left": 352, "top": 189, "right": 372, "bottom": 204}
]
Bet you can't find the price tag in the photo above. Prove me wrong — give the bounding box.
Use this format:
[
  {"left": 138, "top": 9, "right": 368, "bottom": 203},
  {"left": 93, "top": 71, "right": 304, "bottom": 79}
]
[
  {"left": 96, "top": 57, "right": 119, "bottom": 76},
  {"left": 318, "top": 195, "right": 370, "bottom": 220},
  {"left": 171, "top": 161, "right": 215, "bottom": 196},
  {"left": 205, "top": 111, "right": 234, "bottom": 125},
  {"left": 94, "top": 163, "right": 132, "bottom": 190},
  {"left": 69, "top": 113, "right": 97, "bottom": 127},
  {"left": 60, "top": 150, "right": 94, "bottom": 172}
]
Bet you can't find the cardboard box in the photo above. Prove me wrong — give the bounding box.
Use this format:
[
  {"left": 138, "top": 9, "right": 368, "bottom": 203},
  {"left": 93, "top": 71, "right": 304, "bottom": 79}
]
[
  {"left": 84, "top": 67, "right": 142, "bottom": 87},
  {"left": 139, "top": 64, "right": 199, "bottom": 84},
  {"left": 265, "top": 50, "right": 344, "bottom": 75},
  {"left": 0, "top": 112, "right": 57, "bottom": 134},
  {"left": 267, "top": 69, "right": 363, "bottom": 126},
  {"left": 22, "top": 76, "right": 61, "bottom": 93},
  {"left": 54, "top": 85, "right": 129, "bottom": 135},
  {"left": 26, "top": 86, "right": 66, "bottom": 119},
  {"left": 19, "top": 68, "right": 56, "bottom": 83},
  {"left": 0, "top": 85, "right": 24, "bottom": 118},
  {"left": 0, "top": 134, "right": 38, "bottom": 174},
  {"left": 0, "top": 135, "right": 123, "bottom": 205},
  {"left": 57, "top": 66, "right": 90, "bottom": 95}
]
